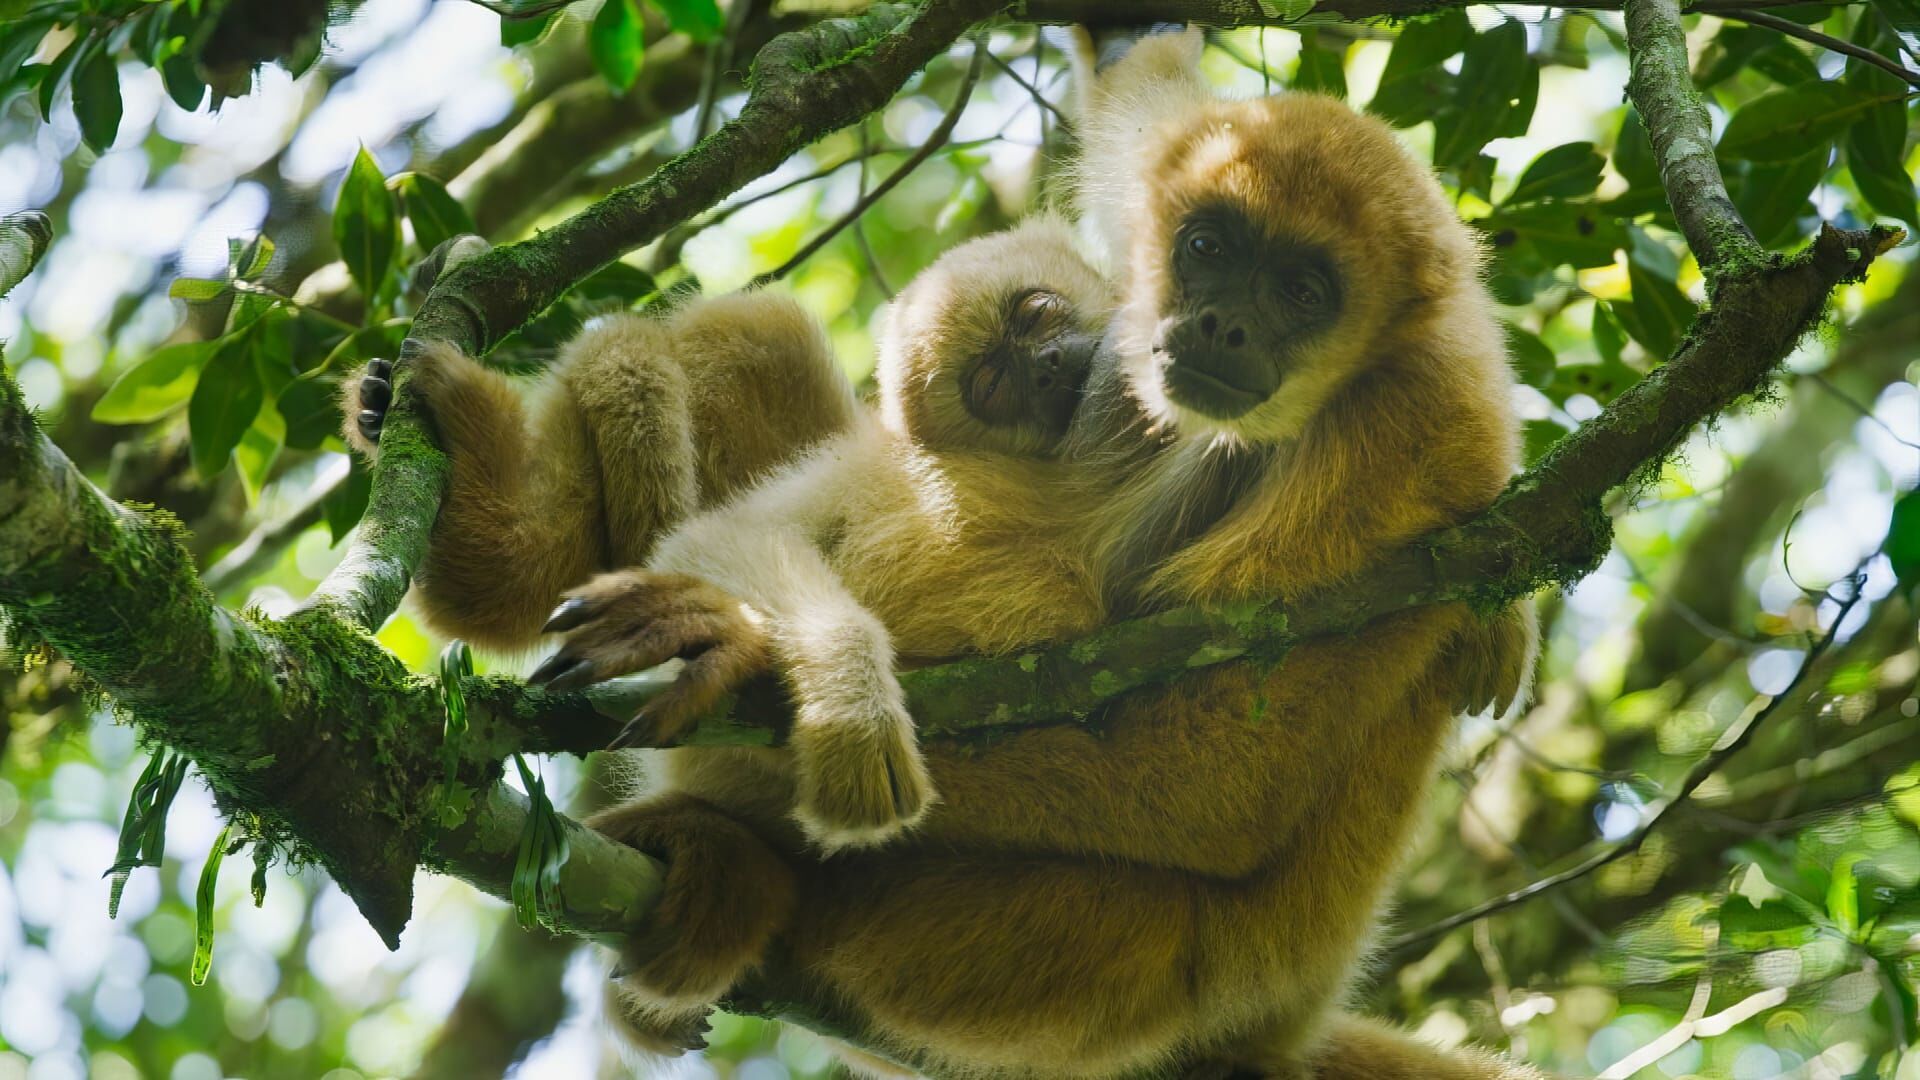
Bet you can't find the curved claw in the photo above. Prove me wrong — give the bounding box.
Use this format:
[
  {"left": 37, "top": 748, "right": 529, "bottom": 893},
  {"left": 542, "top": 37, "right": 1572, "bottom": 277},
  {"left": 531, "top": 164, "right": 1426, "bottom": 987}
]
[
  {"left": 528, "top": 651, "right": 596, "bottom": 694},
  {"left": 357, "top": 409, "right": 384, "bottom": 443},
  {"left": 542, "top": 597, "right": 593, "bottom": 635}
]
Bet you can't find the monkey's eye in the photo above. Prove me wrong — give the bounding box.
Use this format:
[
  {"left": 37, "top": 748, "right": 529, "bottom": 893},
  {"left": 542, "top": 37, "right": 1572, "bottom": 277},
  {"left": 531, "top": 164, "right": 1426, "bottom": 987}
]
[
  {"left": 1186, "top": 230, "right": 1225, "bottom": 259},
  {"left": 1281, "top": 275, "right": 1327, "bottom": 308},
  {"left": 1014, "top": 289, "right": 1063, "bottom": 332}
]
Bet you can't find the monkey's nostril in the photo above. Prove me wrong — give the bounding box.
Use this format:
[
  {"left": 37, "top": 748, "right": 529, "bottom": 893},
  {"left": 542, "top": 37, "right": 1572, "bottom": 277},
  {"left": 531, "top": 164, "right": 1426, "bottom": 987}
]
[
  {"left": 1226, "top": 327, "right": 1246, "bottom": 348},
  {"left": 1037, "top": 346, "right": 1063, "bottom": 371},
  {"left": 1035, "top": 374, "right": 1054, "bottom": 389},
  {"left": 1199, "top": 312, "right": 1218, "bottom": 336}
]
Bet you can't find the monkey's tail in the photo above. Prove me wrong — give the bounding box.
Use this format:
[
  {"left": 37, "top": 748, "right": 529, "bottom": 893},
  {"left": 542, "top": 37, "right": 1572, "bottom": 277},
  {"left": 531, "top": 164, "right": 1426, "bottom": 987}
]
[{"left": 1307, "top": 1013, "right": 1552, "bottom": 1080}]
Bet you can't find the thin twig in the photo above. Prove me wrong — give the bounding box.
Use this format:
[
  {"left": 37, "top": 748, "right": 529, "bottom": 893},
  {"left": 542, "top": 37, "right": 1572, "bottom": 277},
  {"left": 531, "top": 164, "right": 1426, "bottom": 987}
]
[
  {"left": 204, "top": 466, "right": 349, "bottom": 594},
  {"left": 694, "top": 0, "right": 756, "bottom": 140},
  {"left": 1802, "top": 371, "right": 1920, "bottom": 449},
  {"left": 1721, "top": 8, "right": 1920, "bottom": 88},
  {"left": 850, "top": 121, "right": 894, "bottom": 299},
  {"left": 988, "top": 50, "right": 1071, "bottom": 129},
  {"left": 750, "top": 42, "right": 987, "bottom": 288},
  {"left": 1388, "top": 568, "right": 1868, "bottom": 952}
]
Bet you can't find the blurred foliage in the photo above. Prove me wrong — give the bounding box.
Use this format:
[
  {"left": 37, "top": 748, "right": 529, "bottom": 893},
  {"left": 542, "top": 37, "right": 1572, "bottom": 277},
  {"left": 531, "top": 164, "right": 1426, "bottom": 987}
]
[{"left": 0, "top": 0, "right": 1916, "bottom": 1078}]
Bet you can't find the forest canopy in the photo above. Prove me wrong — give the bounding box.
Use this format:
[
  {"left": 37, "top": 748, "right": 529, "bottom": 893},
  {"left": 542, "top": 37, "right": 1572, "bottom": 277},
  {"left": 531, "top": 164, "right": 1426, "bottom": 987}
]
[{"left": 0, "top": 0, "right": 1916, "bottom": 1077}]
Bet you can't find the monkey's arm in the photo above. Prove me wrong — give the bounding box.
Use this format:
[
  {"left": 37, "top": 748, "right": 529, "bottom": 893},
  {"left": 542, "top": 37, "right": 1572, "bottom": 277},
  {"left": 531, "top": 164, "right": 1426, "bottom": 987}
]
[
  {"left": 537, "top": 434, "right": 936, "bottom": 850},
  {"left": 344, "top": 344, "right": 607, "bottom": 652}
]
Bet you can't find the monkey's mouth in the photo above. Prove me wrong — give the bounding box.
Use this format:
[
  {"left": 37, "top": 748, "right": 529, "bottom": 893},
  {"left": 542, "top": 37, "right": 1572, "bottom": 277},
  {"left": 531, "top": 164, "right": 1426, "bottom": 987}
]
[{"left": 1161, "top": 357, "right": 1267, "bottom": 419}]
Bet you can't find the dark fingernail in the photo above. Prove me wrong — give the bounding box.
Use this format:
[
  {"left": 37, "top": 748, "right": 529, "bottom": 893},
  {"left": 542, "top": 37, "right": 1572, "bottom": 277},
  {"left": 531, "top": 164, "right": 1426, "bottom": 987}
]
[
  {"left": 360, "top": 377, "right": 392, "bottom": 411},
  {"left": 545, "top": 661, "right": 599, "bottom": 695},
  {"left": 357, "top": 410, "right": 383, "bottom": 441},
  {"left": 608, "top": 960, "right": 631, "bottom": 981},
  {"left": 367, "top": 357, "right": 392, "bottom": 379},
  {"left": 528, "top": 652, "right": 577, "bottom": 686},
  {"left": 542, "top": 597, "right": 591, "bottom": 634},
  {"left": 607, "top": 722, "right": 646, "bottom": 751}
]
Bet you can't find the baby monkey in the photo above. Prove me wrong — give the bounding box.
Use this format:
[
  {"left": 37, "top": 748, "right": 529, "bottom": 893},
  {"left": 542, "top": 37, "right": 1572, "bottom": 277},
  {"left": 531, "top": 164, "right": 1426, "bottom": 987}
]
[{"left": 531, "top": 216, "right": 1116, "bottom": 855}]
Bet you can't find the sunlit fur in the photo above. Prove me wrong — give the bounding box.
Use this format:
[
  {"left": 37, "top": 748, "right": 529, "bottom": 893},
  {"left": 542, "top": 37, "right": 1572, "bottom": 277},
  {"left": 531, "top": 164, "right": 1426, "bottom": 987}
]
[
  {"left": 597, "top": 60, "right": 1545, "bottom": 1080},
  {"left": 339, "top": 291, "right": 858, "bottom": 653},
  {"left": 877, "top": 212, "right": 1114, "bottom": 457}
]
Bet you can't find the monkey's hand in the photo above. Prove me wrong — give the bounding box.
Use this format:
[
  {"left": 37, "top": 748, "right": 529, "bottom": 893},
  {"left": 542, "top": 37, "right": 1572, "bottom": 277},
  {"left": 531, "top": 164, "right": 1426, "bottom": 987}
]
[
  {"left": 530, "top": 570, "right": 771, "bottom": 749},
  {"left": 342, "top": 356, "right": 395, "bottom": 457},
  {"left": 1445, "top": 599, "right": 1539, "bottom": 717},
  {"left": 787, "top": 652, "right": 936, "bottom": 852}
]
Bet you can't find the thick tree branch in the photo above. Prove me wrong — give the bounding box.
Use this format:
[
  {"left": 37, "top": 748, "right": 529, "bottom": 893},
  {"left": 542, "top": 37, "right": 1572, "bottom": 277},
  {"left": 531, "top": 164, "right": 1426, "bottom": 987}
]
[{"left": 1623, "top": 0, "right": 1760, "bottom": 272}]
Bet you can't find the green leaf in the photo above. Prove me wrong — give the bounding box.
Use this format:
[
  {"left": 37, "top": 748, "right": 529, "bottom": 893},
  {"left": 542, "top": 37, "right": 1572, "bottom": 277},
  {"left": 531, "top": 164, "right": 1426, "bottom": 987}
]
[
  {"left": 159, "top": 46, "right": 205, "bottom": 111},
  {"left": 1887, "top": 486, "right": 1920, "bottom": 593},
  {"left": 1480, "top": 204, "right": 1625, "bottom": 269},
  {"left": 191, "top": 824, "right": 232, "bottom": 987},
  {"left": 1292, "top": 32, "right": 1346, "bottom": 98},
  {"left": 591, "top": 0, "right": 645, "bottom": 94},
  {"left": 1592, "top": 301, "right": 1626, "bottom": 365},
  {"left": 1732, "top": 149, "right": 1827, "bottom": 248},
  {"left": 1877, "top": 0, "right": 1920, "bottom": 57},
  {"left": 1612, "top": 107, "right": 1661, "bottom": 190},
  {"left": 92, "top": 341, "right": 213, "bottom": 424},
  {"left": 1369, "top": 9, "right": 1469, "bottom": 126},
  {"left": 168, "top": 276, "right": 230, "bottom": 301},
  {"left": 275, "top": 376, "right": 340, "bottom": 451},
  {"left": 1718, "top": 894, "right": 1818, "bottom": 949},
  {"left": 71, "top": 41, "right": 120, "bottom": 153},
  {"left": 500, "top": 10, "right": 559, "bottom": 47},
  {"left": 1847, "top": 101, "right": 1918, "bottom": 230},
  {"left": 1521, "top": 418, "right": 1569, "bottom": 464},
  {"left": 1501, "top": 321, "right": 1556, "bottom": 388},
  {"left": 572, "top": 261, "right": 659, "bottom": 305},
  {"left": 1830, "top": 854, "right": 1863, "bottom": 938},
  {"left": 234, "top": 234, "right": 275, "bottom": 280},
  {"left": 323, "top": 455, "right": 373, "bottom": 543},
  {"left": 1506, "top": 142, "right": 1605, "bottom": 205},
  {"left": 250, "top": 846, "right": 270, "bottom": 908},
  {"left": 1624, "top": 254, "right": 1695, "bottom": 359},
  {"left": 188, "top": 335, "right": 264, "bottom": 477},
  {"left": 37, "top": 35, "right": 78, "bottom": 121},
  {"left": 0, "top": 17, "right": 53, "bottom": 92},
  {"left": 1432, "top": 20, "right": 1531, "bottom": 170},
  {"left": 333, "top": 146, "right": 400, "bottom": 300},
  {"left": 647, "top": 0, "right": 722, "bottom": 41},
  {"left": 1720, "top": 82, "right": 1897, "bottom": 163},
  {"left": 1545, "top": 354, "right": 1641, "bottom": 405},
  {"left": 233, "top": 404, "right": 285, "bottom": 504},
  {"left": 105, "top": 750, "right": 189, "bottom": 919},
  {"left": 389, "top": 172, "right": 477, "bottom": 255}
]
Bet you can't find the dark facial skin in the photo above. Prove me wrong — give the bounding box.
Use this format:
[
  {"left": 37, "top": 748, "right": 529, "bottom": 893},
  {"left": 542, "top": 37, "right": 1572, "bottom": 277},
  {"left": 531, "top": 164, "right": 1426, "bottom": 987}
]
[
  {"left": 960, "top": 288, "right": 1099, "bottom": 438},
  {"left": 1153, "top": 206, "right": 1343, "bottom": 420}
]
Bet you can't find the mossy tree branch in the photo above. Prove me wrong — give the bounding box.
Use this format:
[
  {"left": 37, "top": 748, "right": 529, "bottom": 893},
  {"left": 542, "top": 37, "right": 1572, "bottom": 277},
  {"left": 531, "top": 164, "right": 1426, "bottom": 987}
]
[{"left": 0, "top": 0, "right": 1904, "bottom": 1039}]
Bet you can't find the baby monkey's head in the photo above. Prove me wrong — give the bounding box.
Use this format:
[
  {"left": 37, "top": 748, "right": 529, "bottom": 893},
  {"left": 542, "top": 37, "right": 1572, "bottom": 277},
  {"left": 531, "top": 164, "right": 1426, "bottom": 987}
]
[{"left": 879, "top": 217, "right": 1116, "bottom": 457}]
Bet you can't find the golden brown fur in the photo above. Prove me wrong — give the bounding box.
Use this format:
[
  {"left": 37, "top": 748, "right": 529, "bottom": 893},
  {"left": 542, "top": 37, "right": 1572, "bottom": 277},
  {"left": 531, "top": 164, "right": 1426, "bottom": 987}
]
[
  {"left": 576, "top": 41, "right": 1542, "bottom": 1079},
  {"left": 341, "top": 291, "right": 859, "bottom": 653}
]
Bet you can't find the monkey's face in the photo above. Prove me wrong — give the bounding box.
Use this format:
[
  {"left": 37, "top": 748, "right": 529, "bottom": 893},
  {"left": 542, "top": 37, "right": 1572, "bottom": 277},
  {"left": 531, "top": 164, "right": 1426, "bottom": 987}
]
[
  {"left": 1154, "top": 204, "right": 1343, "bottom": 422},
  {"left": 1119, "top": 94, "right": 1479, "bottom": 443},
  {"left": 880, "top": 219, "right": 1116, "bottom": 456},
  {"left": 956, "top": 286, "right": 1100, "bottom": 439}
]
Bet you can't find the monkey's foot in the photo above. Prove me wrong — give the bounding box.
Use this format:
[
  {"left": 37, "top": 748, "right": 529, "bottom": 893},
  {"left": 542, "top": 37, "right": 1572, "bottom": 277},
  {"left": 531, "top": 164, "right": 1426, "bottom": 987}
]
[
  {"left": 602, "top": 982, "right": 711, "bottom": 1056},
  {"left": 790, "top": 704, "right": 936, "bottom": 851},
  {"left": 530, "top": 569, "right": 771, "bottom": 747},
  {"left": 586, "top": 794, "right": 796, "bottom": 1005}
]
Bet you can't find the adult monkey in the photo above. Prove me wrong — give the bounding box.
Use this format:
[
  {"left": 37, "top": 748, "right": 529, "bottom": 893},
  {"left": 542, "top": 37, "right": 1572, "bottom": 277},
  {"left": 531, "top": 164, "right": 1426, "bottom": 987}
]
[{"left": 551, "top": 38, "right": 1543, "bottom": 1080}]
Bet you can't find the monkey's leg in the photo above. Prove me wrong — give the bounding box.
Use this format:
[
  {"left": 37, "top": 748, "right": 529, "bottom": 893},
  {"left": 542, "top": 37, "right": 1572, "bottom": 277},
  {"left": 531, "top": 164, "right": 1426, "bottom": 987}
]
[
  {"left": 566, "top": 295, "right": 856, "bottom": 569},
  {"left": 344, "top": 344, "right": 607, "bottom": 652},
  {"left": 588, "top": 793, "right": 798, "bottom": 1014}
]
